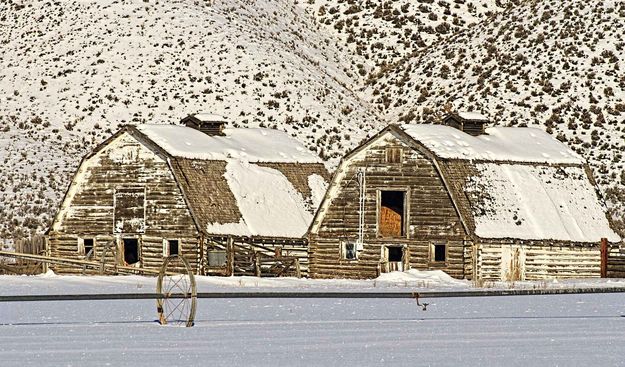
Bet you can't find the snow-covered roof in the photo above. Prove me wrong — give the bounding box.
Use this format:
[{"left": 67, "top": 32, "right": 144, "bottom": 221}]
[
  {"left": 400, "top": 124, "right": 583, "bottom": 164},
  {"left": 136, "top": 124, "right": 321, "bottom": 163},
  {"left": 206, "top": 161, "right": 327, "bottom": 237},
  {"left": 466, "top": 164, "right": 620, "bottom": 242},
  {"left": 394, "top": 124, "right": 617, "bottom": 242},
  {"left": 193, "top": 113, "right": 226, "bottom": 121},
  {"left": 130, "top": 124, "right": 329, "bottom": 238},
  {"left": 456, "top": 111, "right": 489, "bottom": 121}
]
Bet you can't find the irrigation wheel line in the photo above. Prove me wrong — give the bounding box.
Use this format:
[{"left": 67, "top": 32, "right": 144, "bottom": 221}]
[
  {"left": 3, "top": 287, "right": 625, "bottom": 303},
  {"left": 156, "top": 255, "right": 197, "bottom": 328}
]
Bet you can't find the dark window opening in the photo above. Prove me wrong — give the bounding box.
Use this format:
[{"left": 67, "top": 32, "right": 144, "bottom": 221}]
[
  {"left": 387, "top": 246, "right": 403, "bottom": 262},
  {"left": 379, "top": 191, "right": 405, "bottom": 237},
  {"left": 84, "top": 239, "right": 94, "bottom": 257},
  {"left": 123, "top": 238, "right": 139, "bottom": 265},
  {"left": 434, "top": 243, "right": 446, "bottom": 262},
  {"left": 343, "top": 242, "right": 357, "bottom": 260},
  {"left": 168, "top": 240, "right": 179, "bottom": 256}
]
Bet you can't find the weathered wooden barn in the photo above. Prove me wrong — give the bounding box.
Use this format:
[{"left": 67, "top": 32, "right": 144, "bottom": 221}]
[
  {"left": 47, "top": 114, "right": 329, "bottom": 276},
  {"left": 308, "top": 114, "right": 622, "bottom": 280}
]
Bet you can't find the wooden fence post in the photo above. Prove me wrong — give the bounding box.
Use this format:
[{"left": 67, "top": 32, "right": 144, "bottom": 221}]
[
  {"left": 254, "top": 252, "right": 261, "bottom": 277},
  {"left": 294, "top": 258, "right": 301, "bottom": 279},
  {"left": 227, "top": 237, "right": 234, "bottom": 277},
  {"left": 199, "top": 235, "right": 205, "bottom": 276},
  {"left": 600, "top": 238, "right": 608, "bottom": 278}
]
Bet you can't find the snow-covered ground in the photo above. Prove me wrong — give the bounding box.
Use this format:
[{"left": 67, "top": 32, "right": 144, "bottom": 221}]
[{"left": 1, "top": 271, "right": 625, "bottom": 366}]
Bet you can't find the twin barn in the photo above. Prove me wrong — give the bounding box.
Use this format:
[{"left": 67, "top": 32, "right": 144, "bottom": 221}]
[
  {"left": 47, "top": 115, "right": 329, "bottom": 276},
  {"left": 309, "top": 115, "right": 622, "bottom": 280},
  {"left": 47, "top": 113, "right": 623, "bottom": 280}
]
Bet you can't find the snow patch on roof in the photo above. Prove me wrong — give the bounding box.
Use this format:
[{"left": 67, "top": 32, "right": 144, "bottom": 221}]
[
  {"left": 193, "top": 113, "right": 226, "bottom": 121},
  {"left": 205, "top": 219, "right": 251, "bottom": 237},
  {"left": 457, "top": 111, "right": 489, "bottom": 121},
  {"left": 308, "top": 174, "right": 329, "bottom": 210},
  {"left": 400, "top": 124, "right": 583, "bottom": 164},
  {"left": 136, "top": 124, "right": 321, "bottom": 163},
  {"left": 205, "top": 161, "right": 314, "bottom": 237},
  {"left": 466, "top": 164, "right": 620, "bottom": 242}
]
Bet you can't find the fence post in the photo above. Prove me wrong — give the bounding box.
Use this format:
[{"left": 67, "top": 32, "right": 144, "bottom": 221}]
[
  {"left": 254, "top": 251, "right": 261, "bottom": 277},
  {"left": 227, "top": 237, "right": 234, "bottom": 277},
  {"left": 600, "top": 238, "right": 608, "bottom": 278},
  {"left": 294, "top": 258, "right": 301, "bottom": 279},
  {"left": 42, "top": 236, "right": 49, "bottom": 274}
]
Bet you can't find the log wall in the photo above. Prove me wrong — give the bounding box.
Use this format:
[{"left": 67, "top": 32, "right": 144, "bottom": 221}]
[
  {"left": 608, "top": 243, "right": 625, "bottom": 277},
  {"left": 48, "top": 132, "right": 200, "bottom": 274},
  {"left": 309, "top": 131, "right": 467, "bottom": 279},
  {"left": 476, "top": 242, "right": 601, "bottom": 281}
]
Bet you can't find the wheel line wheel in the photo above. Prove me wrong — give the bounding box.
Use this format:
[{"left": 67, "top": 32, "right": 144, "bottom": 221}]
[{"left": 156, "top": 255, "right": 197, "bottom": 327}]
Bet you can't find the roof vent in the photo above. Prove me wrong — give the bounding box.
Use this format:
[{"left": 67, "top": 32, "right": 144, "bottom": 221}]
[
  {"left": 181, "top": 113, "right": 226, "bottom": 136},
  {"left": 443, "top": 112, "right": 489, "bottom": 136}
]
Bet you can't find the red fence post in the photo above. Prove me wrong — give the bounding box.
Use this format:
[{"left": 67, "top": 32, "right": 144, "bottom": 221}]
[{"left": 600, "top": 238, "right": 608, "bottom": 278}]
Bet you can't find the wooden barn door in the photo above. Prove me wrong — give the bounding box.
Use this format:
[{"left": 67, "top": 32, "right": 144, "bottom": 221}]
[
  {"left": 383, "top": 245, "right": 407, "bottom": 272},
  {"left": 501, "top": 246, "right": 524, "bottom": 281},
  {"left": 378, "top": 191, "right": 405, "bottom": 238}
]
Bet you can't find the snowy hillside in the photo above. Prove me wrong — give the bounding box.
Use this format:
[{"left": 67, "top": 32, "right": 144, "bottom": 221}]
[
  {"left": 364, "top": 0, "right": 625, "bottom": 233},
  {"left": 300, "top": 0, "right": 508, "bottom": 77}
]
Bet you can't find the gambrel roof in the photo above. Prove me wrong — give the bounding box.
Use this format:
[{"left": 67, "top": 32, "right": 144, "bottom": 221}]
[
  {"left": 313, "top": 124, "right": 620, "bottom": 244},
  {"left": 401, "top": 124, "right": 583, "bottom": 164},
  {"left": 136, "top": 124, "right": 320, "bottom": 163},
  {"left": 132, "top": 125, "right": 329, "bottom": 238},
  {"left": 51, "top": 124, "right": 329, "bottom": 239}
]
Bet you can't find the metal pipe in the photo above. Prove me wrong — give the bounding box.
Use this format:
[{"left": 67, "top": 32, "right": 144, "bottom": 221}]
[{"left": 1, "top": 287, "right": 625, "bottom": 302}]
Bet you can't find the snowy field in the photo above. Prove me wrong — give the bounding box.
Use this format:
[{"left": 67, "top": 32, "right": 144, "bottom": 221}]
[{"left": 1, "top": 271, "right": 625, "bottom": 366}]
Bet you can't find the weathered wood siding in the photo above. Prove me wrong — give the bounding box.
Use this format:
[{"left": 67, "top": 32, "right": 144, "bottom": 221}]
[
  {"left": 476, "top": 243, "right": 601, "bottom": 281},
  {"left": 48, "top": 132, "right": 200, "bottom": 273},
  {"left": 608, "top": 244, "right": 625, "bottom": 277},
  {"left": 203, "top": 236, "right": 309, "bottom": 276},
  {"left": 170, "top": 159, "right": 242, "bottom": 228},
  {"left": 310, "top": 131, "right": 467, "bottom": 279}
]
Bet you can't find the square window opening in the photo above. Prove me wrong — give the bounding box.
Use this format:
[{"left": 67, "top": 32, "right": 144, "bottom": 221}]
[
  {"left": 123, "top": 238, "right": 139, "bottom": 265},
  {"left": 387, "top": 246, "right": 403, "bottom": 262},
  {"left": 208, "top": 250, "right": 227, "bottom": 267},
  {"left": 379, "top": 191, "right": 406, "bottom": 237},
  {"left": 83, "top": 239, "right": 94, "bottom": 257},
  {"left": 433, "top": 243, "right": 446, "bottom": 262}
]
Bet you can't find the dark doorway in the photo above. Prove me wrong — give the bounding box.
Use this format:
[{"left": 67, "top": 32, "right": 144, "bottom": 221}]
[
  {"left": 387, "top": 246, "right": 403, "bottom": 262},
  {"left": 123, "top": 238, "right": 139, "bottom": 265},
  {"left": 379, "top": 191, "right": 405, "bottom": 237}
]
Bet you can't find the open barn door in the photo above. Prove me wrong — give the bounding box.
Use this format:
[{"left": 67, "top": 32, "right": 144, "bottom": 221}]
[{"left": 378, "top": 191, "right": 405, "bottom": 237}]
